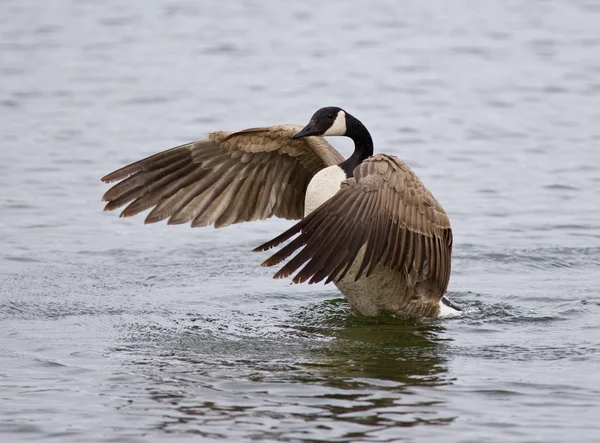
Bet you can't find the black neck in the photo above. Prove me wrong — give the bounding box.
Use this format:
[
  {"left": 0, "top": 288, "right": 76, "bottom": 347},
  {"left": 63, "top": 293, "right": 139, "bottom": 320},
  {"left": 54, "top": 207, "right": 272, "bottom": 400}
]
[{"left": 338, "top": 113, "right": 374, "bottom": 178}]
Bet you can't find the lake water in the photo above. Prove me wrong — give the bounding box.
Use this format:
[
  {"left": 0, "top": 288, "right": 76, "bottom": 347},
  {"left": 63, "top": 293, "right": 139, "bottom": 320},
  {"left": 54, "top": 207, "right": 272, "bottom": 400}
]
[{"left": 2, "top": 0, "right": 600, "bottom": 441}]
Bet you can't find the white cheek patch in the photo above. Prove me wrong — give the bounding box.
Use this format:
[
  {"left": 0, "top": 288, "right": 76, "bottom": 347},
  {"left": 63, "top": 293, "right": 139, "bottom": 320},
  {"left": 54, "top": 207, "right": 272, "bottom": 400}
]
[{"left": 323, "top": 110, "right": 346, "bottom": 136}]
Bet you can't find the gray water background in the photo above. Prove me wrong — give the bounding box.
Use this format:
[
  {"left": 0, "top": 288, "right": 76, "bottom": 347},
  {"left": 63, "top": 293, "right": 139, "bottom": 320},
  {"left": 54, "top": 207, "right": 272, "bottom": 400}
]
[{"left": 2, "top": 0, "right": 600, "bottom": 441}]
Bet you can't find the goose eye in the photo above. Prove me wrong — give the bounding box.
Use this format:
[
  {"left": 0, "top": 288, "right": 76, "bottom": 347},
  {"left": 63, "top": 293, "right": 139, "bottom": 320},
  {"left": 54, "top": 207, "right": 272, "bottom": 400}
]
[{"left": 327, "top": 115, "right": 333, "bottom": 119}]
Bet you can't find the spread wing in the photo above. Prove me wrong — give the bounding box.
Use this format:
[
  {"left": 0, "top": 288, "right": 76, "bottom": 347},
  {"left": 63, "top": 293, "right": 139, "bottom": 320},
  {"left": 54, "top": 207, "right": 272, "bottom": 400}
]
[
  {"left": 255, "top": 154, "right": 453, "bottom": 296},
  {"left": 101, "top": 125, "right": 344, "bottom": 228}
]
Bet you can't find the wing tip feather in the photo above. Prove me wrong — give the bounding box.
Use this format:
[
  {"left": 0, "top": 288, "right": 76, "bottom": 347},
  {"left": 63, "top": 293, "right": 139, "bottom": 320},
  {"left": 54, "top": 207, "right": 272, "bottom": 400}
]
[
  {"left": 273, "top": 270, "right": 292, "bottom": 279},
  {"left": 101, "top": 171, "right": 131, "bottom": 184},
  {"left": 259, "top": 256, "right": 283, "bottom": 267},
  {"left": 253, "top": 241, "right": 280, "bottom": 252},
  {"left": 166, "top": 218, "right": 189, "bottom": 226}
]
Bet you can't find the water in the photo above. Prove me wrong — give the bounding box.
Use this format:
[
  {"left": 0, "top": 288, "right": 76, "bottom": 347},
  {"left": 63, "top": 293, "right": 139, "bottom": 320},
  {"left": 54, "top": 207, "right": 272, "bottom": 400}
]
[{"left": 2, "top": 0, "right": 600, "bottom": 441}]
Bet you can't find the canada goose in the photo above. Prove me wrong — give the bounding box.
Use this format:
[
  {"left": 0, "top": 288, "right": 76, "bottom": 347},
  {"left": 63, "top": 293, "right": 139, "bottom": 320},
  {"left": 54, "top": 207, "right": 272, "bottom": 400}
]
[{"left": 101, "top": 107, "right": 460, "bottom": 318}]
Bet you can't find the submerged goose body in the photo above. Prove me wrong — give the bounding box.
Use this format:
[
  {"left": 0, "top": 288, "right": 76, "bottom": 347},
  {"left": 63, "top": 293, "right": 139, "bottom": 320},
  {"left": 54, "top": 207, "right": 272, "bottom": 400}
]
[{"left": 102, "top": 107, "right": 459, "bottom": 318}]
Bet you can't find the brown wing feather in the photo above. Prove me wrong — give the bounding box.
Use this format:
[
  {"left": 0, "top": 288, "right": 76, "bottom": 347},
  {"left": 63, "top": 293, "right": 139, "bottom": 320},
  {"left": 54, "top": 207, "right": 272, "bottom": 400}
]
[
  {"left": 101, "top": 125, "right": 344, "bottom": 228},
  {"left": 255, "top": 154, "right": 453, "bottom": 297}
]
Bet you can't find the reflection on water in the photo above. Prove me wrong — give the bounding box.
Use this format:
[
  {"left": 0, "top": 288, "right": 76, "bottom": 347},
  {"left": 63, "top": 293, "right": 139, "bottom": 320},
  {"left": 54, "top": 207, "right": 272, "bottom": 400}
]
[
  {"left": 118, "top": 301, "right": 454, "bottom": 439},
  {"left": 298, "top": 303, "right": 450, "bottom": 385}
]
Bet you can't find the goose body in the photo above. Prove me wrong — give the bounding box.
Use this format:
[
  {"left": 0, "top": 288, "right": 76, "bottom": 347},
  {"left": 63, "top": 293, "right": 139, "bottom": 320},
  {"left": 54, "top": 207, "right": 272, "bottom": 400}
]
[
  {"left": 301, "top": 160, "right": 460, "bottom": 317},
  {"left": 101, "top": 107, "right": 459, "bottom": 318}
]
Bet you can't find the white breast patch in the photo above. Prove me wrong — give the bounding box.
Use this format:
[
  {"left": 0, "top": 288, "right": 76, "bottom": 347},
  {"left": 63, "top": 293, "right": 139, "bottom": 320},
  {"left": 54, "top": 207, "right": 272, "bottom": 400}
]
[{"left": 304, "top": 165, "right": 347, "bottom": 217}]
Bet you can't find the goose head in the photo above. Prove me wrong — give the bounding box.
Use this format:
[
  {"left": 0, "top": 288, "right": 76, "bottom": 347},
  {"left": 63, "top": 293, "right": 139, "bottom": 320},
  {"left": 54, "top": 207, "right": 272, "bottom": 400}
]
[{"left": 292, "top": 107, "right": 348, "bottom": 139}]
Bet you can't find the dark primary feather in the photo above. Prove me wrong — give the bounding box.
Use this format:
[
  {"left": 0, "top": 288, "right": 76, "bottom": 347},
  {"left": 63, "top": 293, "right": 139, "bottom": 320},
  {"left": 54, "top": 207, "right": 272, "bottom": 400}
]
[
  {"left": 255, "top": 154, "right": 453, "bottom": 296},
  {"left": 101, "top": 125, "right": 344, "bottom": 228}
]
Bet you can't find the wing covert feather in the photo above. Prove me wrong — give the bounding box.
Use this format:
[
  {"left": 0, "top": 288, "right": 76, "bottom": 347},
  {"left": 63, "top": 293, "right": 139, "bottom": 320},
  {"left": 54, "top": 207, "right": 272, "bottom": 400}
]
[{"left": 101, "top": 125, "right": 344, "bottom": 228}]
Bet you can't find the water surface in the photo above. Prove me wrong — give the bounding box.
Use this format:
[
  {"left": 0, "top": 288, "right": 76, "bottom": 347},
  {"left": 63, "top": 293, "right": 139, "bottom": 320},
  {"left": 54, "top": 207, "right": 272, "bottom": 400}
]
[{"left": 2, "top": 0, "right": 600, "bottom": 441}]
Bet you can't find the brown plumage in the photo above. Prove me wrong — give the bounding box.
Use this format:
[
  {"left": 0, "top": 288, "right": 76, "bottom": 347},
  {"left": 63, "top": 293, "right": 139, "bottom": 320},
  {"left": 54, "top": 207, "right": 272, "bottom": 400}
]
[
  {"left": 101, "top": 125, "right": 344, "bottom": 228},
  {"left": 254, "top": 154, "right": 452, "bottom": 317},
  {"left": 101, "top": 107, "right": 455, "bottom": 318}
]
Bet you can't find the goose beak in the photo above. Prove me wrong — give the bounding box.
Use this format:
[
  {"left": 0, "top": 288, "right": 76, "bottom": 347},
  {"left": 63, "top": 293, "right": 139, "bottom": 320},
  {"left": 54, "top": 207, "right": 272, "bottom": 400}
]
[{"left": 292, "top": 121, "right": 319, "bottom": 139}]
